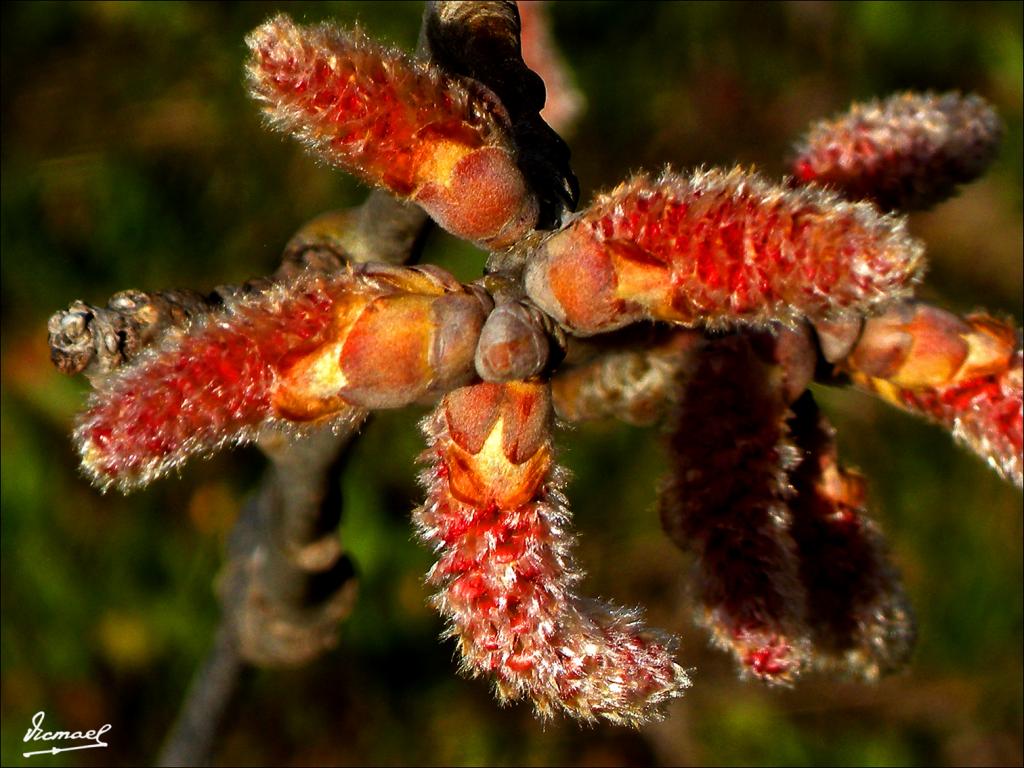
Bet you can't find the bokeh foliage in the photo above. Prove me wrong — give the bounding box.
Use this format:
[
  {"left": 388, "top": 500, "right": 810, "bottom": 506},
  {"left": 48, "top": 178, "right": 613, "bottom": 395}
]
[{"left": 2, "top": 2, "right": 1021, "bottom": 766}]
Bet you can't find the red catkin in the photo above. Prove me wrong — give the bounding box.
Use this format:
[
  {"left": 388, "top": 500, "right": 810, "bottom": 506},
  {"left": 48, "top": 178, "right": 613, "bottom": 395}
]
[
  {"left": 246, "top": 14, "right": 538, "bottom": 248},
  {"left": 661, "top": 330, "right": 914, "bottom": 681},
  {"left": 76, "top": 266, "right": 488, "bottom": 491},
  {"left": 792, "top": 91, "right": 1003, "bottom": 211},
  {"left": 897, "top": 361, "right": 1023, "bottom": 488},
  {"left": 525, "top": 167, "right": 924, "bottom": 336},
  {"left": 416, "top": 381, "right": 690, "bottom": 724}
]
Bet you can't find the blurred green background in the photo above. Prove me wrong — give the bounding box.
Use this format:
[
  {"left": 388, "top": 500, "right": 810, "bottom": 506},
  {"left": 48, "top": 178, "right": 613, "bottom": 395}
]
[{"left": 2, "top": 2, "right": 1021, "bottom": 765}]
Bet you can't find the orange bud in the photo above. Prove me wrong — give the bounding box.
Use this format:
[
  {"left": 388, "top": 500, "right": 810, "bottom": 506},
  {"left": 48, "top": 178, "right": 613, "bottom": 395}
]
[
  {"left": 474, "top": 302, "right": 551, "bottom": 383},
  {"left": 843, "top": 302, "right": 1022, "bottom": 486}
]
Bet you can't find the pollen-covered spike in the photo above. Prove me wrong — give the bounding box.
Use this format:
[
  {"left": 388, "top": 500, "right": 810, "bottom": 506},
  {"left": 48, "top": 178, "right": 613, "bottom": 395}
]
[
  {"left": 415, "top": 381, "right": 690, "bottom": 725},
  {"left": 792, "top": 92, "right": 1003, "bottom": 211},
  {"left": 842, "top": 301, "right": 1023, "bottom": 487},
  {"left": 659, "top": 333, "right": 812, "bottom": 683},
  {"left": 524, "top": 168, "right": 924, "bottom": 337},
  {"left": 786, "top": 392, "right": 915, "bottom": 678},
  {"left": 246, "top": 14, "right": 538, "bottom": 249},
  {"left": 551, "top": 330, "right": 705, "bottom": 426},
  {"left": 76, "top": 265, "right": 490, "bottom": 492}
]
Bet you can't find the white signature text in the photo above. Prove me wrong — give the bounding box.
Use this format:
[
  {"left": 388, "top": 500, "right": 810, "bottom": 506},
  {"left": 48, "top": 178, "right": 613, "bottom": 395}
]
[{"left": 23, "top": 710, "right": 111, "bottom": 758}]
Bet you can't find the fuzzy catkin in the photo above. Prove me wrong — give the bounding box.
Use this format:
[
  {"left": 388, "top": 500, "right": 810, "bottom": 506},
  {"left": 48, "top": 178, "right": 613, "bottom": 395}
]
[
  {"left": 792, "top": 92, "right": 1003, "bottom": 211},
  {"left": 659, "top": 333, "right": 812, "bottom": 683},
  {"left": 76, "top": 266, "right": 487, "bottom": 491},
  {"left": 525, "top": 167, "right": 924, "bottom": 336},
  {"left": 416, "top": 382, "right": 690, "bottom": 725},
  {"left": 898, "top": 354, "right": 1024, "bottom": 488},
  {"left": 551, "top": 330, "right": 705, "bottom": 426},
  {"left": 246, "top": 14, "right": 538, "bottom": 248}
]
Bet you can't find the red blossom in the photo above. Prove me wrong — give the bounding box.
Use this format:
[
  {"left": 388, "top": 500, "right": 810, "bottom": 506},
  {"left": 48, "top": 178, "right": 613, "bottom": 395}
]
[
  {"left": 525, "top": 168, "right": 924, "bottom": 336},
  {"left": 46, "top": 6, "right": 1022, "bottom": 736},
  {"left": 660, "top": 330, "right": 915, "bottom": 682}
]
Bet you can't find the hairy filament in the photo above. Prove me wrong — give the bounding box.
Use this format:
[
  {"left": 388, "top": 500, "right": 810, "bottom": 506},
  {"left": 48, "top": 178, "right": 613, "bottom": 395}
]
[
  {"left": 246, "top": 14, "right": 538, "bottom": 248},
  {"left": 842, "top": 302, "right": 1023, "bottom": 487},
  {"left": 416, "top": 381, "right": 690, "bottom": 725},
  {"left": 792, "top": 92, "right": 1003, "bottom": 211},
  {"left": 76, "top": 265, "right": 489, "bottom": 491},
  {"left": 525, "top": 167, "right": 924, "bottom": 336}
]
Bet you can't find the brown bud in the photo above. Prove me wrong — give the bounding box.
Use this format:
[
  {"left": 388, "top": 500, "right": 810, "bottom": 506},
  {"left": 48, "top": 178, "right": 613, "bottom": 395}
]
[{"left": 474, "top": 302, "right": 551, "bottom": 382}]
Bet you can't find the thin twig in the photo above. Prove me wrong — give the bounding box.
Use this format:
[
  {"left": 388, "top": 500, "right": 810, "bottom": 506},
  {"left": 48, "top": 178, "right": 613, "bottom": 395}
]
[{"left": 156, "top": 624, "right": 248, "bottom": 767}]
